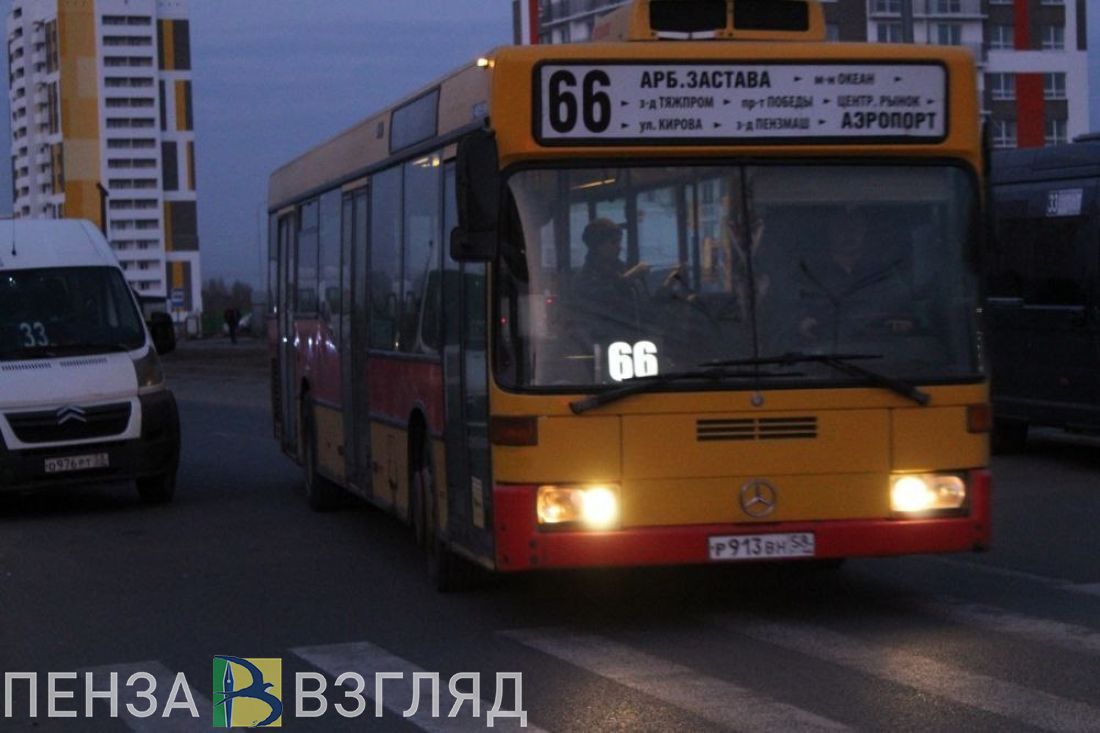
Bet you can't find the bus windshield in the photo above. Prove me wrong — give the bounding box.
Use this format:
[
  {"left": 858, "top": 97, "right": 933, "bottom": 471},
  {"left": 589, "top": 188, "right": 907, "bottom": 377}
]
[
  {"left": 0, "top": 266, "right": 147, "bottom": 359},
  {"left": 498, "top": 163, "right": 980, "bottom": 390}
]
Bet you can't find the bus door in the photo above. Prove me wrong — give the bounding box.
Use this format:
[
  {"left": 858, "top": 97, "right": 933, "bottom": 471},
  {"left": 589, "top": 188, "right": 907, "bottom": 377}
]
[
  {"left": 441, "top": 163, "right": 493, "bottom": 558},
  {"left": 346, "top": 188, "right": 372, "bottom": 494},
  {"left": 276, "top": 214, "right": 299, "bottom": 454},
  {"left": 989, "top": 181, "right": 1099, "bottom": 421}
]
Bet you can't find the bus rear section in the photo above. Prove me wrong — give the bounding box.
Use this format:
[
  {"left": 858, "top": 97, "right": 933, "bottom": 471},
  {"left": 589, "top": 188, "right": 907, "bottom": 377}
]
[{"left": 986, "top": 140, "right": 1100, "bottom": 450}]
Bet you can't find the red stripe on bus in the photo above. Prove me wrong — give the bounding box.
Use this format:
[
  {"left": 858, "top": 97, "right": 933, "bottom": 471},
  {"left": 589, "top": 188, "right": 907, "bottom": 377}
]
[
  {"left": 366, "top": 356, "right": 445, "bottom": 434},
  {"left": 493, "top": 471, "right": 991, "bottom": 571}
]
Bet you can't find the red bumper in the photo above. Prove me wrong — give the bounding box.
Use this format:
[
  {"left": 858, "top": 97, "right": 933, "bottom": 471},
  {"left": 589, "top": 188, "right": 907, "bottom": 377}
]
[{"left": 493, "top": 470, "right": 991, "bottom": 572}]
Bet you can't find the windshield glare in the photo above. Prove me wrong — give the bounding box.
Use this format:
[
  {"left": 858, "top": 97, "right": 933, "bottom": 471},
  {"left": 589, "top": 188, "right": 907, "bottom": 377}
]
[
  {"left": 498, "top": 164, "right": 980, "bottom": 389},
  {"left": 0, "top": 266, "right": 146, "bottom": 358}
]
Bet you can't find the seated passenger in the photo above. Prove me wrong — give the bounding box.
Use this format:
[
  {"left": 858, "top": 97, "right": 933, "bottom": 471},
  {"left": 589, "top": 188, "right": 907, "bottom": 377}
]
[{"left": 795, "top": 207, "right": 916, "bottom": 348}]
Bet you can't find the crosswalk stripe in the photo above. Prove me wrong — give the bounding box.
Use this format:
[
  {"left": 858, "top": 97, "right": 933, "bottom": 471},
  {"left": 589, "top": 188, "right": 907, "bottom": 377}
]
[
  {"left": 926, "top": 557, "right": 1100, "bottom": 598},
  {"left": 292, "top": 641, "right": 547, "bottom": 732},
  {"left": 916, "top": 599, "right": 1100, "bottom": 657},
  {"left": 501, "top": 628, "right": 849, "bottom": 732},
  {"left": 717, "top": 618, "right": 1100, "bottom": 733},
  {"left": 80, "top": 661, "right": 213, "bottom": 732}
]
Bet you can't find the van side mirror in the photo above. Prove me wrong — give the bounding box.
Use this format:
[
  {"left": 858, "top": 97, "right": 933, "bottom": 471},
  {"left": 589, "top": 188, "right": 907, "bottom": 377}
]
[
  {"left": 149, "top": 312, "right": 176, "bottom": 355},
  {"left": 450, "top": 128, "right": 501, "bottom": 261}
]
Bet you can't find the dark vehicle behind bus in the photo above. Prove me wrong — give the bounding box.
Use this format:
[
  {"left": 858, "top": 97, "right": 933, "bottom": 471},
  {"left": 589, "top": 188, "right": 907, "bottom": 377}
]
[{"left": 986, "top": 138, "right": 1100, "bottom": 451}]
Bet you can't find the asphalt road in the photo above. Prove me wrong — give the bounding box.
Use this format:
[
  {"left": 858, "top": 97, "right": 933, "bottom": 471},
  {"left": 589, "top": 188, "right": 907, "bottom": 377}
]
[{"left": 1, "top": 341, "right": 1098, "bottom": 732}]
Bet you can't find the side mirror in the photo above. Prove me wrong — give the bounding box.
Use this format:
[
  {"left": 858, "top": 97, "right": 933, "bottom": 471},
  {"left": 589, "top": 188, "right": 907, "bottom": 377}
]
[
  {"left": 149, "top": 312, "right": 176, "bottom": 355},
  {"left": 450, "top": 128, "right": 501, "bottom": 261}
]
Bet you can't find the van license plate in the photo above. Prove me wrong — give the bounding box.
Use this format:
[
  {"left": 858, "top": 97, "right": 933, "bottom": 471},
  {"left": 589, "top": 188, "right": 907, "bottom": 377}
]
[
  {"left": 45, "top": 454, "right": 109, "bottom": 474},
  {"left": 708, "top": 532, "right": 815, "bottom": 561}
]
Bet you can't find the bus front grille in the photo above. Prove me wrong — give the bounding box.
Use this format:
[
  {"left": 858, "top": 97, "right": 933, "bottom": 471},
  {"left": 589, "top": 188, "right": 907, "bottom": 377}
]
[{"left": 697, "top": 417, "right": 817, "bottom": 442}]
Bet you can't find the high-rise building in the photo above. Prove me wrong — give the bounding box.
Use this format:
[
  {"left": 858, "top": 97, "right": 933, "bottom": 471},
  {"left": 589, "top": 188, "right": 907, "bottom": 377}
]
[
  {"left": 515, "top": 0, "right": 1092, "bottom": 148},
  {"left": 6, "top": 0, "right": 202, "bottom": 313}
]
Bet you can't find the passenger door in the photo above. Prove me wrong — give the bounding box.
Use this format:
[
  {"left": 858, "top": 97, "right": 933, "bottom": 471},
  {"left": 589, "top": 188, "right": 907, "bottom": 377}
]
[
  {"left": 276, "top": 214, "right": 299, "bottom": 453},
  {"left": 441, "top": 162, "right": 493, "bottom": 558},
  {"left": 346, "top": 188, "right": 372, "bottom": 494}
]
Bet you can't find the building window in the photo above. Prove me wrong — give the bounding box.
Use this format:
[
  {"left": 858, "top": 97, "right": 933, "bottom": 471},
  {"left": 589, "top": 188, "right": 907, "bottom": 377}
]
[
  {"left": 931, "top": 0, "right": 961, "bottom": 12},
  {"left": 933, "top": 23, "right": 962, "bottom": 45},
  {"left": 988, "top": 73, "right": 1015, "bottom": 100},
  {"left": 1040, "top": 25, "right": 1064, "bottom": 51},
  {"left": 877, "top": 22, "right": 903, "bottom": 43},
  {"left": 1043, "top": 73, "right": 1066, "bottom": 100},
  {"left": 871, "top": 0, "right": 901, "bottom": 13},
  {"left": 988, "top": 24, "right": 1013, "bottom": 50},
  {"left": 992, "top": 119, "right": 1017, "bottom": 148},
  {"left": 1045, "top": 119, "right": 1067, "bottom": 145}
]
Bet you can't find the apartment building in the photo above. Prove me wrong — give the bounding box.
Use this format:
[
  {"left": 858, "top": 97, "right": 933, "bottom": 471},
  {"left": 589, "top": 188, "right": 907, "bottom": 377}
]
[
  {"left": 6, "top": 0, "right": 201, "bottom": 312},
  {"left": 514, "top": 0, "right": 1092, "bottom": 147}
]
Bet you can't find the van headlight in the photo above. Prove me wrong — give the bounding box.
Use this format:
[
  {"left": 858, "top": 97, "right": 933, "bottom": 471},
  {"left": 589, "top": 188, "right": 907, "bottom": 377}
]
[
  {"left": 537, "top": 484, "right": 620, "bottom": 529},
  {"left": 890, "top": 473, "right": 966, "bottom": 515},
  {"left": 131, "top": 347, "right": 165, "bottom": 393}
]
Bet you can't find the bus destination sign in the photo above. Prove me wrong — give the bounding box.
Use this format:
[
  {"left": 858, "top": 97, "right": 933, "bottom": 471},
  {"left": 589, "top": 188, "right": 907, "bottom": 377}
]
[{"left": 536, "top": 63, "right": 947, "bottom": 144}]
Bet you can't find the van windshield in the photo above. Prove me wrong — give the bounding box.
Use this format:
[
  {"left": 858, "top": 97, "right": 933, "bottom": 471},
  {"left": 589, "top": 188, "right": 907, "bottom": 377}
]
[{"left": 0, "top": 266, "right": 146, "bottom": 359}]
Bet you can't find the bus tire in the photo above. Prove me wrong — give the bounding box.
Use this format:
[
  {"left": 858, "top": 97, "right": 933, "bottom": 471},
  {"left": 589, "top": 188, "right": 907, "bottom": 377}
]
[
  {"left": 303, "top": 405, "right": 343, "bottom": 512},
  {"left": 136, "top": 473, "right": 175, "bottom": 504},
  {"left": 991, "top": 418, "right": 1028, "bottom": 454},
  {"left": 411, "top": 437, "right": 471, "bottom": 592}
]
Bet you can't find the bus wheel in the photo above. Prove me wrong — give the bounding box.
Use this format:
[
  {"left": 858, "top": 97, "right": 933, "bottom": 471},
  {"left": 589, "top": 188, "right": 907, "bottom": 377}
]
[
  {"left": 303, "top": 406, "right": 343, "bottom": 512},
  {"left": 412, "top": 439, "right": 471, "bottom": 592},
  {"left": 992, "top": 418, "right": 1028, "bottom": 454}
]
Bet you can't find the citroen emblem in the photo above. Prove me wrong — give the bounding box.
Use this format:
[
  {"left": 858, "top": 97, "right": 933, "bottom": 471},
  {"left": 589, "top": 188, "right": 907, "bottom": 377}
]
[
  {"left": 739, "top": 479, "right": 777, "bottom": 518},
  {"left": 56, "top": 405, "right": 87, "bottom": 425}
]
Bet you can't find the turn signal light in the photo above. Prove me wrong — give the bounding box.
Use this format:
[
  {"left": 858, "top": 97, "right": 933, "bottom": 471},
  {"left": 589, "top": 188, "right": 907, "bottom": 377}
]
[
  {"left": 967, "top": 404, "right": 992, "bottom": 433},
  {"left": 490, "top": 416, "right": 538, "bottom": 446}
]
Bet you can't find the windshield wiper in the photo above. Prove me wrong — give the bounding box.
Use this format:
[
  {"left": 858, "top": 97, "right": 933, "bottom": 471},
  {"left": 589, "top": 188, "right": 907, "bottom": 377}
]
[
  {"left": 703, "top": 352, "right": 930, "bottom": 406},
  {"left": 569, "top": 367, "right": 803, "bottom": 414}
]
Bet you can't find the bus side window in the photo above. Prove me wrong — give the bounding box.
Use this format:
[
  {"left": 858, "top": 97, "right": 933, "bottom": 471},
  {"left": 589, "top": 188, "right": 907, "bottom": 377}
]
[
  {"left": 402, "top": 155, "right": 441, "bottom": 354},
  {"left": 297, "top": 199, "right": 320, "bottom": 315},
  {"left": 369, "top": 167, "right": 403, "bottom": 351}
]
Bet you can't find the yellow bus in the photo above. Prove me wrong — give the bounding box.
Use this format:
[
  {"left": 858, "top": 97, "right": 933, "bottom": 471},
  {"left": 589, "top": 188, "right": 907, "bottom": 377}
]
[{"left": 268, "top": 0, "right": 991, "bottom": 590}]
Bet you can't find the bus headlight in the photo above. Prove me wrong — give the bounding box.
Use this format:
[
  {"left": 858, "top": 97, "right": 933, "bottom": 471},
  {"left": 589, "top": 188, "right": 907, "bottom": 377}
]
[
  {"left": 537, "top": 484, "right": 620, "bottom": 529},
  {"left": 890, "top": 473, "right": 966, "bottom": 514},
  {"left": 131, "top": 347, "right": 165, "bottom": 394}
]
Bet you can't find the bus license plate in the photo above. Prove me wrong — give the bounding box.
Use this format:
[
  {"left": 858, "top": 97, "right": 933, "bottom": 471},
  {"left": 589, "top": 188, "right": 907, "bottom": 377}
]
[
  {"left": 45, "top": 453, "right": 109, "bottom": 474},
  {"left": 708, "top": 532, "right": 815, "bottom": 561}
]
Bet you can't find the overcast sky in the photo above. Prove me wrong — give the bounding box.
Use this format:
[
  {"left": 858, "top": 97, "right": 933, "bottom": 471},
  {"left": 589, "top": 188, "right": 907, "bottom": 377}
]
[{"left": 0, "top": 0, "right": 513, "bottom": 288}]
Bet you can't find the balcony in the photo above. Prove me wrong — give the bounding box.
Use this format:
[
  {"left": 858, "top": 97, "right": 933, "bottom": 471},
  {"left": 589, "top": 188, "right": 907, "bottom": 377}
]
[
  {"left": 871, "top": 0, "right": 984, "bottom": 18},
  {"left": 913, "top": 0, "right": 984, "bottom": 18}
]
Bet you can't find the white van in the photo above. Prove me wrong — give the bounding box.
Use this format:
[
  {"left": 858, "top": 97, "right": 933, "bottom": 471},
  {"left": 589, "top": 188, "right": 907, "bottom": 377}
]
[{"left": 0, "top": 219, "right": 180, "bottom": 502}]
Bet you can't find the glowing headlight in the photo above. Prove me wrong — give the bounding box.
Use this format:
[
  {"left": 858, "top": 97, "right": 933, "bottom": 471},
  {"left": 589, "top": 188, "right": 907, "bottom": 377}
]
[
  {"left": 890, "top": 473, "right": 966, "bottom": 514},
  {"left": 537, "top": 485, "right": 620, "bottom": 529}
]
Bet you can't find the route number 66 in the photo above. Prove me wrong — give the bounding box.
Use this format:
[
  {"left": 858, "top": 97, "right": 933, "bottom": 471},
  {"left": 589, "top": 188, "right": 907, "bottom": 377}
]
[{"left": 608, "top": 340, "right": 658, "bottom": 382}]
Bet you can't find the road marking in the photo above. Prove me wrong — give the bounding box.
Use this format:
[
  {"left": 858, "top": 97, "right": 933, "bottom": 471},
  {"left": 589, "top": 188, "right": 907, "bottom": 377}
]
[
  {"left": 502, "top": 628, "right": 849, "bottom": 732},
  {"left": 915, "top": 598, "right": 1100, "bottom": 657},
  {"left": 925, "top": 557, "right": 1100, "bottom": 597},
  {"left": 715, "top": 618, "right": 1100, "bottom": 733},
  {"left": 292, "top": 641, "right": 545, "bottom": 732},
  {"left": 80, "top": 661, "right": 212, "bottom": 731}
]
